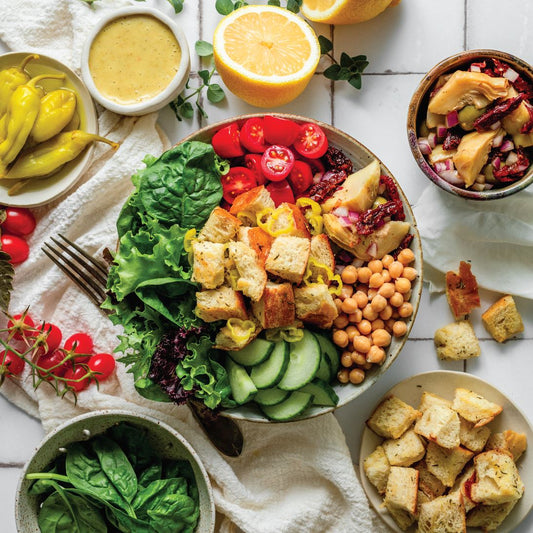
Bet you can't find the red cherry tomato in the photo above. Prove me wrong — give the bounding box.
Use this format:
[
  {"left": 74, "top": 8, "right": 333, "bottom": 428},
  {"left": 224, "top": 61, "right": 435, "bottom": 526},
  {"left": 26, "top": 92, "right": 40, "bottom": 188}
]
[
  {"left": 211, "top": 123, "right": 245, "bottom": 159},
  {"left": 263, "top": 116, "right": 301, "bottom": 146},
  {"left": 221, "top": 167, "right": 257, "bottom": 204},
  {"left": 0, "top": 207, "right": 36, "bottom": 236},
  {"left": 288, "top": 160, "right": 314, "bottom": 196},
  {"left": 7, "top": 313, "right": 35, "bottom": 340},
  {"left": 33, "top": 323, "right": 63, "bottom": 356},
  {"left": 266, "top": 180, "right": 295, "bottom": 206},
  {"left": 64, "top": 333, "right": 94, "bottom": 363},
  {"left": 88, "top": 353, "right": 116, "bottom": 381},
  {"left": 293, "top": 123, "right": 328, "bottom": 159},
  {"left": 37, "top": 349, "right": 70, "bottom": 379},
  {"left": 239, "top": 117, "right": 267, "bottom": 153},
  {"left": 64, "top": 365, "right": 90, "bottom": 392},
  {"left": 298, "top": 155, "right": 325, "bottom": 176},
  {"left": 244, "top": 153, "right": 266, "bottom": 185},
  {"left": 0, "top": 349, "right": 25, "bottom": 376},
  {"left": 261, "top": 145, "right": 295, "bottom": 181},
  {"left": 1, "top": 234, "right": 29, "bottom": 264}
]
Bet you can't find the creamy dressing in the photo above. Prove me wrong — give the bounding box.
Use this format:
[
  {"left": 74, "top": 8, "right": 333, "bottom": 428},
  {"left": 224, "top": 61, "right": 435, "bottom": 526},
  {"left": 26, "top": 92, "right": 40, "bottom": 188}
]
[{"left": 88, "top": 14, "right": 181, "bottom": 105}]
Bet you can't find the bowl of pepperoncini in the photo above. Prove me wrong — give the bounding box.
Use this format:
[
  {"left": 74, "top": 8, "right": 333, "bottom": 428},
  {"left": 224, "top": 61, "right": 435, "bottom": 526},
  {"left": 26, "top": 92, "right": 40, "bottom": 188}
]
[{"left": 0, "top": 52, "right": 117, "bottom": 207}]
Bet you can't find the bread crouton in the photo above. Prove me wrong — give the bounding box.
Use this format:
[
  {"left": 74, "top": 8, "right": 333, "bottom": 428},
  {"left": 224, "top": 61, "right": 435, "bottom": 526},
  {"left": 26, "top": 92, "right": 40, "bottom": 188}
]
[
  {"left": 466, "top": 500, "right": 518, "bottom": 531},
  {"left": 363, "top": 445, "right": 390, "bottom": 495},
  {"left": 418, "top": 392, "right": 452, "bottom": 413},
  {"left": 414, "top": 404, "right": 461, "bottom": 449},
  {"left": 417, "top": 492, "right": 466, "bottom": 533},
  {"left": 382, "top": 429, "right": 426, "bottom": 467},
  {"left": 471, "top": 450, "right": 524, "bottom": 504},
  {"left": 307, "top": 234, "right": 335, "bottom": 284},
  {"left": 450, "top": 465, "right": 477, "bottom": 512},
  {"left": 459, "top": 416, "right": 491, "bottom": 453},
  {"left": 434, "top": 320, "right": 481, "bottom": 361},
  {"left": 445, "top": 261, "right": 481, "bottom": 320},
  {"left": 425, "top": 442, "right": 474, "bottom": 487},
  {"left": 213, "top": 318, "right": 261, "bottom": 351},
  {"left": 414, "top": 461, "right": 446, "bottom": 500},
  {"left": 481, "top": 294, "right": 524, "bottom": 343},
  {"left": 266, "top": 203, "right": 311, "bottom": 239},
  {"left": 452, "top": 388, "right": 503, "bottom": 428},
  {"left": 198, "top": 207, "right": 241, "bottom": 243},
  {"left": 265, "top": 235, "right": 310, "bottom": 284},
  {"left": 195, "top": 287, "right": 248, "bottom": 323},
  {"left": 238, "top": 226, "right": 273, "bottom": 267},
  {"left": 384, "top": 466, "right": 419, "bottom": 515},
  {"left": 228, "top": 242, "right": 267, "bottom": 302},
  {"left": 251, "top": 282, "right": 295, "bottom": 329},
  {"left": 191, "top": 241, "right": 225, "bottom": 289},
  {"left": 385, "top": 503, "right": 416, "bottom": 531},
  {"left": 293, "top": 284, "right": 339, "bottom": 329},
  {"left": 229, "top": 185, "right": 275, "bottom": 224},
  {"left": 484, "top": 429, "right": 527, "bottom": 461},
  {"left": 366, "top": 395, "right": 421, "bottom": 440}
]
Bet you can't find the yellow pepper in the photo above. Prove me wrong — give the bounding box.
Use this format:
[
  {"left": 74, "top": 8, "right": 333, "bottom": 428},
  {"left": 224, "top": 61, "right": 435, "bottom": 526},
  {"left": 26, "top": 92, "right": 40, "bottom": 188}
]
[
  {"left": 303, "top": 257, "right": 343, "bottom": 296},
  {"left": 265, "top": 326, "right": 304, "bottom": 343},
  {"left": 31, "top": 89, "right": 77, "bottom": 143},
  {"left": 226, "top": 318, "right": 256, "bottom": 343},
  {"left": 296, "top": 197, "right": 323, "bottom": 235},
  {"left": 256, "top": 205, "right": 296, "bottom": 237},
  {"left": 0, "top": 54, "right": 38, "bottom": 117},
  {"left": 183, "top": 228, "right": 197, "bottom": 253},
  {"left": 236, "top": 210, "right": 255, "bottom": 226}
]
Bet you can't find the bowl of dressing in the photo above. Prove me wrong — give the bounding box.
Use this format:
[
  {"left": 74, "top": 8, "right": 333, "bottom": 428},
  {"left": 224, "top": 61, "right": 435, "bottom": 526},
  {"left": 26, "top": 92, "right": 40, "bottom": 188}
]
[{"left": 81, "top": 6, "right": 190, "bottom": 116}]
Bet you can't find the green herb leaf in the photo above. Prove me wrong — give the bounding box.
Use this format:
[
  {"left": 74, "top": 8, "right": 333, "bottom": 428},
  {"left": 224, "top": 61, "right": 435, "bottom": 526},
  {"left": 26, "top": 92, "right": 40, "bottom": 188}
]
[
  {"left": 349, "top": 75, "right": 362, "bottom": 90},
  {"left": 286, "top": 0, "right": 302, "bottom": 13},
  {"left": 215, "top": 0, "right": 234, "bottom": 15},
  {"left": 206, "top": 83, "right": 225, "bottom": 103},
  {"left": 0, "top": 251, "right": 14, "bottom": 313},
  {"left": 195, "top": 40, "right": 213, "bottom": 57},
  {"left": 318, "top": 35, "right": 333, "bottom": 55},
  {"left": 323, "top": 64, "right": 340, "bottom": 80},
  {"left": 198, "top": 69, "right": 211, "bottom": 85},
  {"left": 267, "top": 0, "right": 281, "bottom": 5},
  {"left": 321, "top": 50, "right": 369, "bottom": 90},
  {"left": 166, "top": 0, "right": 184, "bottom": 13}
]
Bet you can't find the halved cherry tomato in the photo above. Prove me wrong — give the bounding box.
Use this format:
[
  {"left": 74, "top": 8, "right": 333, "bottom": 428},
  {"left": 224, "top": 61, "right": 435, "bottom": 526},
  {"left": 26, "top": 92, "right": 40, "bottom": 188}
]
[
  {"left": 0, "top": 349, "right": 25, "bottom": 376},
  {"left": 263, "top": 116, "right": 301, "bottom": 146},
  {"left": 293, "top": 123, "right": 328, "bottom": 159},
  {"left": 88, "top": 353, "right": 116, "bottom": 381},
  {"left": 211, "top": 123, "right": 245, "bottom": 159},
  {"left": 222, "top": 166, "right": 257, "bottom": 204},
  {"left": 64, "top": 365, "right": 90, "bottom": 392},
  {"left": 244, "top": 154, "right": 266, "bottom": 185},
  {"left": 0, "top": 207, "right": 36, "bottom": 236},
  {"left": 288, "top": 160, "right": 314, "bottom": 196},
  {"left": 64, "top": 333, "right": 94, "bottom": 363},
  {"left": 240, "top": 117, "right": 267, "bottom": 153},
  {"left": 261, "top": 145, "right": 295, "bottom": 181},
  {"left": 32, "top": 322, "right": 63, "bottom": 356},
  {"left": 1, "top": 234, "right": 29, "bottom": 264},
  {"left": 7, "top": 313, "right": 35, "bottom": 340},
  {"left": 37, "top": 349, "right": 70, "bottom": 379},
  {"left": 266, "top": 180, "right": 295, "bottom": 206}
]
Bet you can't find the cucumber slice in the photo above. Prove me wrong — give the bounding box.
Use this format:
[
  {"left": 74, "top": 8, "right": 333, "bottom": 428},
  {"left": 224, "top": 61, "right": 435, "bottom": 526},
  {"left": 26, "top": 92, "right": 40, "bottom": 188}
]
[
  {"left": 254, "top": 388, "right": 290, "bottom": 407},
  {"left": 250, "top": 341, "right": 289, "bottom": 389},
  {"left": 315, "top": 352, "right": 332, "bottom": 383},
  {"left": 228, "top": 338, "right": 274, "bottom": 367},
  {"left": 226, "top": 357, "right": 257, "bottom": 405},
  {"left": 277, "top": 330, "right": 321, "bottom": 391},
  {"left": 315, "top": 333, "right": 339, "bottom": 378},
  {"left": 260, "top": 391, "right": 313, "bottom": 421},
  {"left": 300, "top": 379, "right": 339, "bottom": 407}
]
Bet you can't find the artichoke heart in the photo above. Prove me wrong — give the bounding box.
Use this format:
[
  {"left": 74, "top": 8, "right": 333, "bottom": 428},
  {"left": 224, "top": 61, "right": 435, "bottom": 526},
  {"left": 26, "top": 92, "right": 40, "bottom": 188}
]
[
  {"left": 453, "top": 129, "right": 499, "bottom": 187},
  {"left": 502, "top": 88, "right": 532, "bottom": 135},
  {"left": 428, "top": 71, "right": 509, "bottom": 115}
]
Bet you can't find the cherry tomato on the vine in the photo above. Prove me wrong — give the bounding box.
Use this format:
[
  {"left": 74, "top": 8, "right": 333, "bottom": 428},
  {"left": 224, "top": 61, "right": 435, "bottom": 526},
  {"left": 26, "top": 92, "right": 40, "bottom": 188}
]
[
  {"left": 288, "top": 160, "right": 314, "bottom": 196},
  {"left": 261, "top": 145, "right": 295, "bottom": 181},
  {"left": 7, "top": 313, "right": 35, "bottom": 340},
  {"left": 239, "top": 117, "right": 267, "bottom": 153},
  {"left": 222, "top": 166, "right": 257, "bottom": 204},
  {"left": 0, "top": 349, "right": 25, "bottom": 376},
  {"left": 0, "top": 207, "right": 36, "bottom": 236},
  {"left": 1, "top": 234, "right": 29, "bottom": 264},
  {"left": 64, "top": 332, "right": 94, "bottom": 363},
  {"left": 263, "top": 116, "right": 301, "bottom": 146},
  {"left": 293, "top": 123, "right": 328, "bottom": 159},
  {"left": 64, "top": 365, "right": 90, "bottom": 392},
  {"left": 211, "top": 123, "right": 245, "bottom": 159},
  {"left": 88, "top": 353, "right": 116, "bottom": 381},
  {"left": 266, "top": 179, "right": 295, "bottom": 206},
  {"left": 33, "top": 323, "right": 63, "bottom": 356},
  {"left": 36, "top": 349, "right": 70, "bottom": 379},
  {"left": 244, "top": 153, "right": 266, "bottom": 185}
]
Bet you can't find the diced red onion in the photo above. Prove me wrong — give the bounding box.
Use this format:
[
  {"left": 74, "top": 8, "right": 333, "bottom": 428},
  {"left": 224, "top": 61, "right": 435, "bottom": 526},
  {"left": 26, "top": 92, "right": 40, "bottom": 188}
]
[
  {"left": 312, "top": 172, "right": 323, "bottom": 184},
  {"left": 446, "top": 110, "right": 459, "bottom": 128},
  {"left": 492, "top": 156, "right": 501, "bottom": 170},
  {"left": 427, "top": 132, "right": 437, "bottom": 148},
  {"left": 472, "top": 183, "right": 486, "bottom": 192},
  {"left": 484, "top": 183, "right": 494, "bottom": 190},
  {"left": 506, "top": 151, "right": 519, "bottom": 165},
  {"left": 437, "top": 125, "right": 448, "bottom": 139},
  {"left": 434, "top": 159, "right": 454, "bottom": 173},
  {"left": 439, "top": 170, "right": 464, "bottom": 186},
  {"left": 500, "top": 139, "right": 515, "bottom": 152},
  {"left": 470, "top": 64, "right": 481, "bottom": 73},
  {"left": 418, "top": 137, "right": 432, "bottom": 155},
  {"left": 351, "top": 258, "right": 364, "bottom": 268},
  {"left": 333, "top": 206, "right": 349, "bottom": 218},
  {"left": 503, "top": 68, "right": 520, "bottom": 83},
  {"left": 339, "top": 216, "right": 353, "bottom": 228},
  {"left": 366, "top": 242, "right": 378, "bottom": 258},
  {"left": 516, "top": 162, "right": 530, "bottom": 172},
  {"left": 492, "top": 133, "right": 504, "bottom": 148},
  {"left": 490, "top": 120, "right": 502, "bottom": 130},
  {"left": 347, "top": 210, "right": 359, "bottom": 223}
]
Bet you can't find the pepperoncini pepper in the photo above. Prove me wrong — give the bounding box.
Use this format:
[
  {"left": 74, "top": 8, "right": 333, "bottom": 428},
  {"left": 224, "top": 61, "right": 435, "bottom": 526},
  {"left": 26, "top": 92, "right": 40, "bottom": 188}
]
[
  {"left": 256, "top": 205, "right": 296, "bottom": 237},
  {"left": 226, "top": 318, "right": 256, "bottom": 343},
  {"left": 296, "top": 197, "right": 323, "bottom": 235},
  {"left": 0, "top": 54, "right": 39, "bottom": 117},
  {"left": 31, "top": 89, "right": 77, "bottom": 143}
]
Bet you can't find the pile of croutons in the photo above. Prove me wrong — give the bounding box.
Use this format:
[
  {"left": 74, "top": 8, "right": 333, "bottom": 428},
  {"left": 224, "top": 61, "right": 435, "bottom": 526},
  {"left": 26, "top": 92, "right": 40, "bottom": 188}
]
[{"left": 364, "top": 388, "right": 526, "bottom": 532}]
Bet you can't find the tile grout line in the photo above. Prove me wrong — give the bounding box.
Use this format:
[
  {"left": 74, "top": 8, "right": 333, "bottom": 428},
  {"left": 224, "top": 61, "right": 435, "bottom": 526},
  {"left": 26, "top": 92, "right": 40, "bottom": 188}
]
[
  {"left": 330, "top": 24, "right": 335, "bottom": 127},
  {"left": 0, "top": 463, "right": 24, "bottom": 468},
  {"left": 464, "top": 0, "right": 468, "bottom": 50}
]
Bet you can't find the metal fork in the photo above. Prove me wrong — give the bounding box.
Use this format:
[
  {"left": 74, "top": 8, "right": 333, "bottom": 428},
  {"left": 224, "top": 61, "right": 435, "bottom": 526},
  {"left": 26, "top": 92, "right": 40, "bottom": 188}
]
[{"left": 42, "top": 234, "right": 244, "bottom": 457}]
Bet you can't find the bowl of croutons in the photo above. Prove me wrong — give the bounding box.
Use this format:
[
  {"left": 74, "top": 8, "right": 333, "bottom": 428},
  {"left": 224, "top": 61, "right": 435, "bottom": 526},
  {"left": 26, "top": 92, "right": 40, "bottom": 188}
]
[{"left": 360, "top": 371, "right": 533, "bottom": 532}]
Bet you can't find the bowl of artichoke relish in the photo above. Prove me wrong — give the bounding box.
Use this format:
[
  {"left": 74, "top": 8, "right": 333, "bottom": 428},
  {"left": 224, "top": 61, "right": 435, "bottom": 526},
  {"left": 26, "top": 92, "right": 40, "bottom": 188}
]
[{"left": 408, "top": 49, "right": 533, "bottom": 200}]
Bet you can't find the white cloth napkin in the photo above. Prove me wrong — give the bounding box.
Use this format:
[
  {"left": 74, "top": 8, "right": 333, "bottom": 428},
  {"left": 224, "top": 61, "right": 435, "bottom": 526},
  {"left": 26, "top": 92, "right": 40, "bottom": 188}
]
[
  {"left": 0, "top": 1, "right": 389, "bottom": 531},
  {"left": 413, "top": 185, "right": 533, "bottom": 298}
]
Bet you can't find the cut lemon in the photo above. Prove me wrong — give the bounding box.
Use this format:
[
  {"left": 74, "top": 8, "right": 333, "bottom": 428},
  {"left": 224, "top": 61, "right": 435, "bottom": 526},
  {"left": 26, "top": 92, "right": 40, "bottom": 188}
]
[
  {"left": 301, "top": 0, "right": 400, "bottom": 25},
  {"left": 213, "top": 5, "right": 320, "bottom": 108}
]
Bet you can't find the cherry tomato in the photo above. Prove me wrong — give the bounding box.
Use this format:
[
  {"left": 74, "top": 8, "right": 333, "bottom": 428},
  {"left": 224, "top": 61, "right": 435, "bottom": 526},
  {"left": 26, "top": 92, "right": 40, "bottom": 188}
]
[
  {"left": 7, "top": 313, "right": 35, "bottom": 340},
  {"left": 64, "top": 332, "right": 94, "bottom": 363},
  {"left": 263, "top": 116, "right": 301, "bottom": 146},
  {"left": 0, "top": 349, "right": 25, "bottom": 376},
  {"left": 211, "top": 123, "right": 245, "bottom": 159},
  {"left": 64, "top": 365, "right": 90, "bottom": 392},
  {"left": 266, "top": 180, "right": 295, "bottom": 206},
  {"left": 1, "top": 234, "right": 29, "bottom": 264},
  {"left": 288, "top": 160, "right": 314, "bottom": 196},
  {"left": 298, "top": 155, "right": 325, "bottom": 176},
  {"left": 33, "top": 322, "right": 63, "bottom": 356},
  {"left": 261, "top": 145, "right": 295, "bottom": 181},
  {"left": 37, "top": 349, "right": 70, "bottom": 379},
  {"left": 0, "top": 207, "right": 36, "bottom": 236},
  {"left": 221, "top": 167, "right": 257, "bottom": 204},
  {"left": 244, "top": 153, "right": 266, "bottom": 185},
  {"left": 239, "top": 117, "right": 267, "bottom": 153},
  {"left": 88, "top": 353, "right": 116, "bottom": 381},
  {"left": 293, "top": 123, "right": 328, "bottom": 159}
]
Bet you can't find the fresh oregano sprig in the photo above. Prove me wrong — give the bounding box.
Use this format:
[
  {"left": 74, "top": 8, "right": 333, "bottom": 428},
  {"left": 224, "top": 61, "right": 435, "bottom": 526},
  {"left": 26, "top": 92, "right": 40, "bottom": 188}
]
[
  {"left": 80, "top": 0, "right": 184, "bottom": 13},
  {"left": 216, "top": 0, "right": 302, "bottom": 15}
]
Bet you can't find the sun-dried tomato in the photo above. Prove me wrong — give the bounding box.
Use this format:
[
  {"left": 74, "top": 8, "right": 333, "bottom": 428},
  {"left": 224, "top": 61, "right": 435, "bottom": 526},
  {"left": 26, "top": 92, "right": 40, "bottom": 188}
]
[
  {"left": 322, "top": 146, "right": 353, "bottom": 174},
  {"left": 355, "top": 200, "right": 404, "bottom": 235},
  {"left": 473, "top": 95, "right": 523, "bottom": 131},
  {"left": 493, "top": 148, "right": 530, "bottom": 182},
  {"left": 479, "top": 58, "right": 533, "bottom": 100},
  {"left": 443, "top": 129, "right": 462, "bottom": 150},
  {"left": 391, "top": 234, "right": 414, "bottom": 260},
  {"left": 521, "top": 103, "right": 533, "bottom": 134},
  {"left": 309, "top": 170, "right": 347, "bottom": 203},
  {"left": 513, "top": 76, "right": 533, "bottom": 100},
  {"left": 379, "top": 175, "right": 405, "bottom": 220}
]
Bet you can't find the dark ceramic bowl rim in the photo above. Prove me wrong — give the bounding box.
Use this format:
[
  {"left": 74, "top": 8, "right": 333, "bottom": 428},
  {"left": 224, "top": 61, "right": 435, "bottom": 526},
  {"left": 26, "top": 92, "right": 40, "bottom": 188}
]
[{"left": 407, "top": 49, "right": 533, "bottom": 201}]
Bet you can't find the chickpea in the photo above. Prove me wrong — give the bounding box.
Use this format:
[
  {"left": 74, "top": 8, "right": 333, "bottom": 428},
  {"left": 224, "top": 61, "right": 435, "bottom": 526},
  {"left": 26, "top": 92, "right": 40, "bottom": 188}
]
[
  {"left": 366, "top": 345, "right": 386, "bottom": 364},
  {"left": 392, "top": 320, "right": 408, "bottom": 337},
  {"left": 367, "top": 288, "right": 378, "bottom": 300},
  {"left": 354, "top": 290, "right": 368, "bottom": 308},
  {"left": 353, "top": 335, "right": 371, "bottom": 354},
  {"left": 351, "top": 351, "right": 367, "bottom": 365},
  {"left": 382, "top": 254, "right": 394, "bottom": 268},
  {"left": 402, "top": 266, "right": 418, "bottom": 281},
  {"left": 362, "top": 304, "right": 379, "bottom": 322},
  {"left": 378, "top": 282, "right": 395, "bottom": 299},
  {"left": 348, "top": 309, "right": 363, "bottom": 323},
  {"left": 333, "top": 329, "right": 349, "bottom": 348},
  {"left": 398, "top": 302, "right": 414, "bottom": 318},
  {"left": 388, "top": 260, "right": 404, "bottom": 279},
  {"left": 381, "top": 270, "right": 392, "bottom": 283},
  {"left": 349, "top": 368, "right": 365, "bottom": 384},
  {"left": 369, "top": 272, "right": 384, "bottom": 289},
  {"left": 341, "top": 297, "right": 358, "bottom": 315},
  {"left": 357, "top": 266, "right": 372, "bottom": 284},
  {"left": 340, "top": 284, "right": 354, "bottom": 301},
  {"left": 398, "top": 248, "right": 415, "bottom": 266},
  {"left": 403, "top": 289, "right": 412, "bottom": 302},
  {"left": 341, "top": 265, "right": 358, "bottom": 284},
  {"left": 368, "top": 259, "right": 383, "bottom": 273},
  {"left": 395, "top": 277, "right": 411, "bottom": 294},
  {"left": 358, "top": 319, "right": 372, "bottom": 336},
  {"left": 370, "top": 293, "right": 387, "bottom": 313},
  {"left": 345, "top": 326, "right": 358, "bottom": 342},
  {"left": 337, "top": 369, "right": 350, "bottom": 384},
  {"left": 355, "top": 283, "right": 368, "bottom": 295},
  {"left": 385, "top": 318, "right": 396, "bottom": 331},
  {"left": 341, "top": 351, "right": 353, "bottom": 368},
  {"left": 371, "top": 318, "right": 385, "bottom": 331},
  {"left": 372, "top": 328, "right": 392, "bottom": 347},
  {"left": 334, "top": 298, "right": 343, "bottom": 312},
  {"left": 389, "top": 291, "right": 404, "bottom": 307},
  {"left": 379, "top": 304, "right": 393, "bottom": 321},
  {"left": 334, "top": 314, "right": 349, "bottom": 329},
  {"left": 391, "top": 309, "right": 400, "bottom": 319}
]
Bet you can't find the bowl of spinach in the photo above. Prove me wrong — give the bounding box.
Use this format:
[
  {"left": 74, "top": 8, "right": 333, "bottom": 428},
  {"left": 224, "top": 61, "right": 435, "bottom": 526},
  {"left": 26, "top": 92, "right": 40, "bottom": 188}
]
[{"left": 15, "top": 410, "right": 215, "bottom": 533}]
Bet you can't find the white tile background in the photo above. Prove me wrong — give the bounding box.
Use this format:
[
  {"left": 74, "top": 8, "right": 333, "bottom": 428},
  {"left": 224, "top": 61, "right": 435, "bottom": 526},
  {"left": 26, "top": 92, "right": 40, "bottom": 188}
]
[{"left": 1, "top": 0, "right": 532, "bottom": 531}]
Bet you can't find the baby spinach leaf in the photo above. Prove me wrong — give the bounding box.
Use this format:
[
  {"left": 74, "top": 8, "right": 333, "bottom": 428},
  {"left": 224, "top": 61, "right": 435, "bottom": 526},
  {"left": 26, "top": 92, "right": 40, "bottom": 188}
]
[
  {"left": 133, "top": 478, "right": 188, "bottom": 517},
  {"left": 105, "top": 505, "right": 155, "bottom": 533},
  {"left": 138, "top": 460, "right": 163, "bottom": 488},
  {"left": 146, "top": 493, "right": 198, "bottom": 532},
  {"left": 105, "top": 423, "right": 156, "bottom": 473}
]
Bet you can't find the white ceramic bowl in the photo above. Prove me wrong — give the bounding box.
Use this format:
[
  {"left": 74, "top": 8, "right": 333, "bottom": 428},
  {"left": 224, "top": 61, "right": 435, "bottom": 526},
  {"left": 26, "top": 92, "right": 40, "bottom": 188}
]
[
  {"left": 359, "top": 371, "right": 533, "bottom": 533},
  {"left": 81, "top": 6, "right": 190, "bottom": 116},
  {"left": 0, "top": 52, "right": 98, "bottom": 208},
  {"left": 15, "top": 410, "right": 215, "bottom": 533}
]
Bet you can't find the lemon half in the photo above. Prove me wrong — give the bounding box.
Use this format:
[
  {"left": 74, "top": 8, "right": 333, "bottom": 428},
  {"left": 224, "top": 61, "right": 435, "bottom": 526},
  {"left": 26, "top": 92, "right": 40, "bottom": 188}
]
[{"left": 301, "top": 0, "right": 401, "bottom": 25}]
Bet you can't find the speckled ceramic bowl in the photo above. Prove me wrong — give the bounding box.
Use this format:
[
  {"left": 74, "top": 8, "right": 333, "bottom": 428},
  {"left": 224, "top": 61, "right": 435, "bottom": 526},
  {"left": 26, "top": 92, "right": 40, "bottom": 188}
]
[
  {"left": 15, "top": 410, "right": 215, "bottom": 533},
  {"left": 407, "top": 49, "right": 533, "bottom": 200}
]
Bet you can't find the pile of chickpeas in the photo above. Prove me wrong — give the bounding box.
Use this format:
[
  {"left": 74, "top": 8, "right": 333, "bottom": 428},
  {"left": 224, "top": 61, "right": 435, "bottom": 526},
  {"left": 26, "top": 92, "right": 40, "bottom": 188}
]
[{"left": 333, "top": 248, "right": 417, "bottom": 386}]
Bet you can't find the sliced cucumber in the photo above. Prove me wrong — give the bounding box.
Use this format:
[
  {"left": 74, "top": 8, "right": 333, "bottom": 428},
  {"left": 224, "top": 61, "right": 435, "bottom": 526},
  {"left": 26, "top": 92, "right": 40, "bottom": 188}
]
[
  {"left": 300, "top": 379, "right": 339, "bottom": 407},
  {"left": 315, "top": 352, "right": 332, "bottom": 383},
  {"left": 260, "top": 391, "right": 313, "bottom": 421},
  {"left": 254, "top": 388, "right": 290, "bottom": 407},
  {"left": 315, "top": 333, "right": 339, "bottom": 378},
  {"left": 226, "top": 357, "right": 257, "bottom": 405},
  {"left": 250, "top": 341, "right": 289, "bottom": 389},
  {"left": 277, "top": 330, "right": 321, "bottom": 391},
  {"left": 228, "top": 338, "right": 274, "bottom": 367}
]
